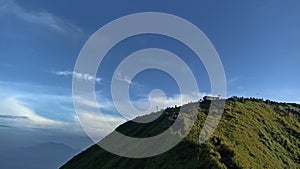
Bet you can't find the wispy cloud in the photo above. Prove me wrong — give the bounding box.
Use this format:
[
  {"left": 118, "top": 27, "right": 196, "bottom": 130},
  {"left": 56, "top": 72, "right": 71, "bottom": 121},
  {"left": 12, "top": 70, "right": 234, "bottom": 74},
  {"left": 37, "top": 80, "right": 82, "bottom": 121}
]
[
  {"left": 0, "top": 80, "right": 207, "bottom": 142},
  {"left": 76, "top": 111, "right": 126, "bottom": 141},
  {"left": 0, "top": 124, "right": 13, "bottom": 128},
  {"left": 72, "top": 91, "right": 206, "bottom": 140},
  {"left": 53, "top": 71, "right": 101, "bottom": 84},
  {"left": 0, "top": 115, "right": 28, "bottom": 119},
  {"left": 0, "top": 0, "right": 82, "bottom": 34},
  {"left": 0, "top": 81, "right": 120, "bottom": 140},
  {"left": 127, "top": 92, "right": 206, "bottom": 118},
  {"left": 74, "top": 95, "right": 113, "bottom": 110},
  {"left": 115, "top": 72, "right": 133, "bottom": 85},
  {"left": 0, "top": 97, "right": 62, "bottom": 128}
]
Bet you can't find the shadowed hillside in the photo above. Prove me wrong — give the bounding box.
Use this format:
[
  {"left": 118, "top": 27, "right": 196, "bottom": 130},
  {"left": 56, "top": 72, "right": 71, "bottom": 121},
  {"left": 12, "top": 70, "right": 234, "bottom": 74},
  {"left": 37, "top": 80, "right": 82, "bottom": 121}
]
[{"left": 61, "top": 97, "right": 300, "bottom": 169}]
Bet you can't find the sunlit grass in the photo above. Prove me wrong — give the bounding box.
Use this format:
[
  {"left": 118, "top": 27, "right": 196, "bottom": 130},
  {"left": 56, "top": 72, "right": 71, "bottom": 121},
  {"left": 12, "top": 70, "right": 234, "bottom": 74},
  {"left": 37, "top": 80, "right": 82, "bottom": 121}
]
[{"left": 61, "top": 97, "right": 300, "bottom": 169}]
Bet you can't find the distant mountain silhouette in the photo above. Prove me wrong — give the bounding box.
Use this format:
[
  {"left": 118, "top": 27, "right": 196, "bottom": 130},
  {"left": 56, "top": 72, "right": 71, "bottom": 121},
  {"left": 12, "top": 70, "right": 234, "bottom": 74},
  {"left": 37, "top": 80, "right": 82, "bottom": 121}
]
[
  {"left": 0, "top": 142, "right": 79, "bottom": 169},
  {"left": 61, "top": 97, "right": 300, "bottom": 169}
]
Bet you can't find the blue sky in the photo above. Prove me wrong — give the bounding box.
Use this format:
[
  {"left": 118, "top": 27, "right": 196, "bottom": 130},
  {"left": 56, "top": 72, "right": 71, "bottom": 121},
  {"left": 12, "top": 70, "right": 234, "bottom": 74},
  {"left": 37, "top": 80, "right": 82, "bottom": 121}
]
[{"left": 0, "top": 0, "right": 300, "bottom": 165}]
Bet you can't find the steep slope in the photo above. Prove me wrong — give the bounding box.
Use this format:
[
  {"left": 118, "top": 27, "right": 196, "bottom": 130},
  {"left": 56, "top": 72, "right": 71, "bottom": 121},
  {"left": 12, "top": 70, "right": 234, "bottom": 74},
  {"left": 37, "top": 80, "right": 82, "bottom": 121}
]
[{"left": 61, "top": 97, "right": 300, "bottom": 169}]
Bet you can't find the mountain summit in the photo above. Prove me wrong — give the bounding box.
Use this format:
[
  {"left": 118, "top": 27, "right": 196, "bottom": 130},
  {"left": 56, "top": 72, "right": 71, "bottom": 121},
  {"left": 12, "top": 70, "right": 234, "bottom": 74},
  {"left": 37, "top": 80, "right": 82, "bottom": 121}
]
[{"left": 61, "top": 97, "right": 300, "bottom": 169}]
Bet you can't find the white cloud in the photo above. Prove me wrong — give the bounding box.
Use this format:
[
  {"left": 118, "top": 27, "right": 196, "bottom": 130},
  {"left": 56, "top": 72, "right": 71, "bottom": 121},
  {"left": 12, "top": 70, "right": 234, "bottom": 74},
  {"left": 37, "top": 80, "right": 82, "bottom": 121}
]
[
  {"left": 74, "top": 95, "right": 114, "bottom": 111},
  {"left": 76, "top": 111, "right": 126, "bottom": 141},
  {"left": 72, "top": 93, "right": 127, "bottom": 141},
  {"left": 0, "top": 97, "right": 62, "bottom": 128},
  {"left": 72, "top": 92, "right": 206, "bottom": 140},
  {"left": 127, "top": 92, "right": 206, "bottom": 118},
  {"left": 0, "top": 80, "right": 209, "bottom": 142},
  {"left": 115, "top": 72, "right": 133, "bottom": 84},
  {"left": 0, "top": 0, "right": 82, "bottom": 34},
  {"left": 54, "top": 71, "right": 101, "bottom": 84},
  {"left": 147, "top": 93, "right": 204, "bottom": 108}
]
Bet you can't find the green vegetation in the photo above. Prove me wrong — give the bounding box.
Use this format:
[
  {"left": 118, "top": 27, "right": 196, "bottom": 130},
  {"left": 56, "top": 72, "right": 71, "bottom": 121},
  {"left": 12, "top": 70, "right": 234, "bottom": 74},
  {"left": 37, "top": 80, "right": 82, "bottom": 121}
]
[{"left": 61, "top": 97, "right": 300, "bottom": 169}]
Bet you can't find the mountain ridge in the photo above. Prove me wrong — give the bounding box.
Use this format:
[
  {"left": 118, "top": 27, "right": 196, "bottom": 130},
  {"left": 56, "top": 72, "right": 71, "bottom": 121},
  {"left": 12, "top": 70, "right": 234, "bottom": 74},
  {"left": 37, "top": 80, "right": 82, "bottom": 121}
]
[{"left": 61, "top": 97, "right": 300, "bottom": 169}]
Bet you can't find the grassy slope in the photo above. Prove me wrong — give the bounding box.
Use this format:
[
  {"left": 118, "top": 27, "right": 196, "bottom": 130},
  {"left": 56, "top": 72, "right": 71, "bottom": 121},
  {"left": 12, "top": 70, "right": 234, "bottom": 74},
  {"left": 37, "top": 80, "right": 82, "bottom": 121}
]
[{"left": 61, "top": 97, "right": 300, "bottom": 169}]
